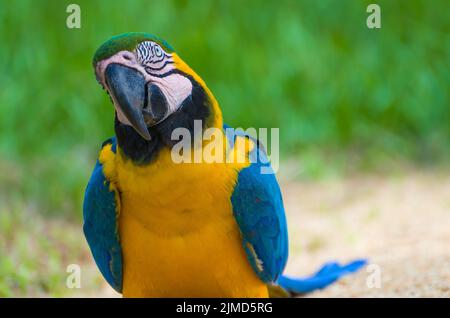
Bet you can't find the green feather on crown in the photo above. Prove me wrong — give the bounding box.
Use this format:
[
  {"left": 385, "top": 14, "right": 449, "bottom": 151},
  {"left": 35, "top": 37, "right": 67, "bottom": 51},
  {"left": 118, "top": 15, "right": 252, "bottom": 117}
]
[{"left": 93, "top": 32, "right": 175, "bottom": 66}]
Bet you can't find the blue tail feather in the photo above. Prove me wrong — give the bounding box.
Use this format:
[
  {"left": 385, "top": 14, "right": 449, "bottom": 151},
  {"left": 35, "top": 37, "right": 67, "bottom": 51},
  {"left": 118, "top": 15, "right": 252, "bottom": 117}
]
[{"left": 278, "top": 259, "right": 367, "bottom": 294}]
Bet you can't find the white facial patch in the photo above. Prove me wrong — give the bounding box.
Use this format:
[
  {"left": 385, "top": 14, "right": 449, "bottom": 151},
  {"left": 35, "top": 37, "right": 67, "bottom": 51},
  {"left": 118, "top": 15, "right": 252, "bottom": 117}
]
[{"left": 95, "top": 41, "right": 193, "bottom": 127}]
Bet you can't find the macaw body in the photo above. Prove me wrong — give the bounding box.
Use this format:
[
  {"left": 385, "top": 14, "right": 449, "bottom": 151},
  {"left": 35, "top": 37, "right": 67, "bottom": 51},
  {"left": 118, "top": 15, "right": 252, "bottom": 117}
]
[
  {"left": 84, "top": 33, "right": 366, "bottom": 298},
  {"left": 97, "top": 133, "right": 270, "bottom": 297}
]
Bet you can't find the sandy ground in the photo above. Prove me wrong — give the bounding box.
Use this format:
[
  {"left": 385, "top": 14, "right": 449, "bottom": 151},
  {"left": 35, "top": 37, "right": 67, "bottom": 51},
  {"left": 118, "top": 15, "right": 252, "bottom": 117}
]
[
  {"left": 282, "top": 170, "right": 450, "bottom": 297},
  {"left": 75, "top": 170, "right": 450, "bottom": 298}
]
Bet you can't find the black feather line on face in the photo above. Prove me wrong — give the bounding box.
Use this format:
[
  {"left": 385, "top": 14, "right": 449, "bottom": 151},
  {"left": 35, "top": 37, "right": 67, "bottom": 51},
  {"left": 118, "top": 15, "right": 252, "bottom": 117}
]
[{"left": 115, "top": 72, "right": 211, "bottom": 165}]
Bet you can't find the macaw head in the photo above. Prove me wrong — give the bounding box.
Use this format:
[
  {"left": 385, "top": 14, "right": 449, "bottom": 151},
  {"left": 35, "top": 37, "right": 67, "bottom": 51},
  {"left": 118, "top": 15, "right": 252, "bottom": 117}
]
[{"left": 93, "top": 33, "right": 222, "bottom": 162}]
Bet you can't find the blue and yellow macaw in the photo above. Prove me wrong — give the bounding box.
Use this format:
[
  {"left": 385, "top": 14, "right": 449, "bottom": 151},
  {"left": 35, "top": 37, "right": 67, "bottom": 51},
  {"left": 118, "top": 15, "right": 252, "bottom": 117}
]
[{"left": 83, "top": 33, "right": 365, "bottom": 297}]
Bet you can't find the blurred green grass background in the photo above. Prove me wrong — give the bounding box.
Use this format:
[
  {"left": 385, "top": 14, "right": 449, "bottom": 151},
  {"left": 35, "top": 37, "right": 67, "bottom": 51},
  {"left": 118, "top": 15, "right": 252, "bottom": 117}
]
[{"left": 0, "top": 0, "right": 449, "bottom": 296}]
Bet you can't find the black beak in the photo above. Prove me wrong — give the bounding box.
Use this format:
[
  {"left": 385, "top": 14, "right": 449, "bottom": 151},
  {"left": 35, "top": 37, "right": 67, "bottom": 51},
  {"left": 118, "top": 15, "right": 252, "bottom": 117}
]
[{"left": 105, "top": 63, "right": 151, "bottom": 140}]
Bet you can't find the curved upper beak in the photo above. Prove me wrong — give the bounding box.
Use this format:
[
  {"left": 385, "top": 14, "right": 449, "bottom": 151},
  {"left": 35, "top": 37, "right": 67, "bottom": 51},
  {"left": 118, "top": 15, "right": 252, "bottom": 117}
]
[{"left": 104, "top": 63, "right": 151, "bottom": 140}]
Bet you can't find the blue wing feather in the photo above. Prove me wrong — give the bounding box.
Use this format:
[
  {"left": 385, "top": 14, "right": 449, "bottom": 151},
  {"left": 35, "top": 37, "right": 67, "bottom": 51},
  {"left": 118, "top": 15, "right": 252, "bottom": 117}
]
[
  {"left": 83, "top": 137, "right": 123, "bottom": 293},
  {"left": 227, "top": 126, "right": 288, "bottom": 283},
  {"left": 226, "top": 125, "right": 367, "bottom": 292}
]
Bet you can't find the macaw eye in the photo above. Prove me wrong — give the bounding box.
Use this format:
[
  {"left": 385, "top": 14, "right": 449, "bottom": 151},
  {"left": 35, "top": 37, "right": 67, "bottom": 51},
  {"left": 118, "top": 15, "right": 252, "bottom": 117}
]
[{"left": 154, "top": 45, "right": 162, "bottom": 57}]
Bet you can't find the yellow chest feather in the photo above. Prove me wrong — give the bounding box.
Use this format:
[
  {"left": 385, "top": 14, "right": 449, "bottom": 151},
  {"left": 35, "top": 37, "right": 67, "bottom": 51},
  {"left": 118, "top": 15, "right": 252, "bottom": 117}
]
[{"left": 99, "top": 140, "right": 268, "bottom": 297}]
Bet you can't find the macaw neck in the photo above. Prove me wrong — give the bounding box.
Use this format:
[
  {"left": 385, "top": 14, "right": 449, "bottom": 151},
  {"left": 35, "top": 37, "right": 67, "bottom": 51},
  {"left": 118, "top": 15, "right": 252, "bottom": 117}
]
[{"left": 114, "top": 118, "right": 164, "bottom": 164}]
